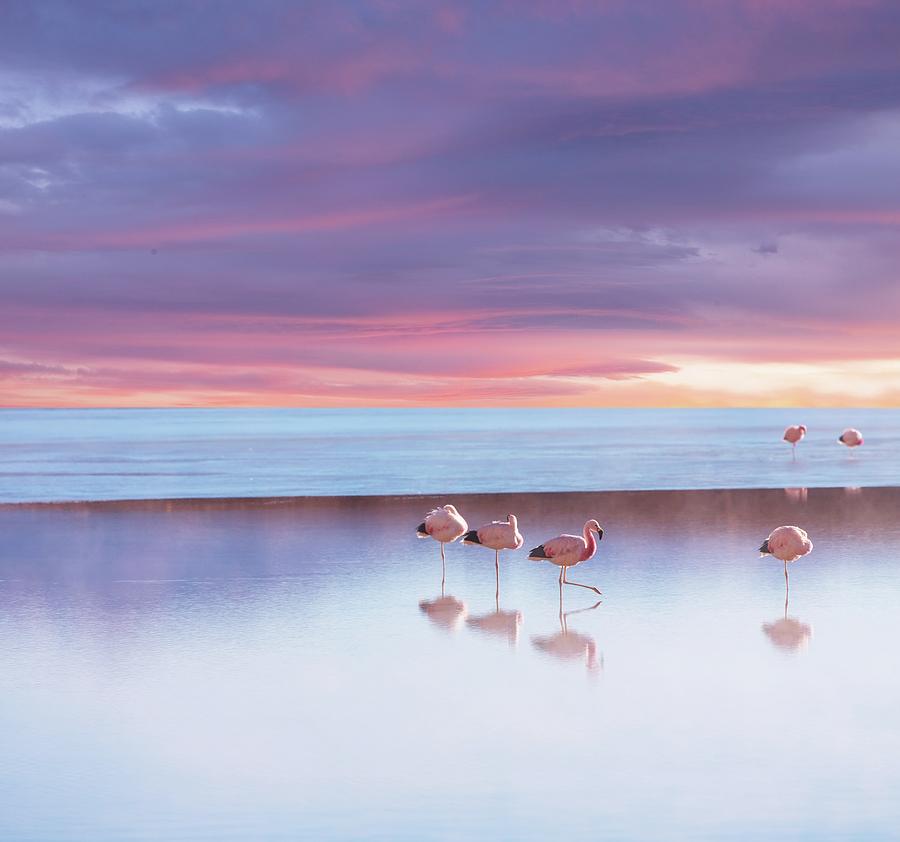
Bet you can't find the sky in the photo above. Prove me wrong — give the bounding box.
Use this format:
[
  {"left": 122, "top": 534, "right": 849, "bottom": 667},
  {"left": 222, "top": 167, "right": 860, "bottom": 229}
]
[{"left": 2, "top": 0, "right": 900, "bottom": 408}]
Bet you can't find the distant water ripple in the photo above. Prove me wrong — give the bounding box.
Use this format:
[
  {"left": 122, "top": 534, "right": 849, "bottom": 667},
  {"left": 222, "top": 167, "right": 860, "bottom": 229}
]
[{"left": 1, "top": 408, "right": 898, "bottom": 503}]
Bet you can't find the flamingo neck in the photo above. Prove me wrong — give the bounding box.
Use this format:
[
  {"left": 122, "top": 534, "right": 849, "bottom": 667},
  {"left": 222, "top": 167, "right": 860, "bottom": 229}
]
[{"left": 581, "top": 524, "right": 597, "bottom": 561}]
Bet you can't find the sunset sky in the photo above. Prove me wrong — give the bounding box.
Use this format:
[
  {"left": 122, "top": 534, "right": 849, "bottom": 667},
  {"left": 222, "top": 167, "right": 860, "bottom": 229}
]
[{"left": 2, "top": 0, "right": 900, "bottom": 407}]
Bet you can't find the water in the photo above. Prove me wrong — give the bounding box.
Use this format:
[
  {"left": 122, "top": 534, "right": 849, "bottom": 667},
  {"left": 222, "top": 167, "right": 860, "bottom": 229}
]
[
  {"left": 1, "top": 408, "right": 897, "bottom": 503},
  {"left": 2, "top": 488, "right": 900, "bottom": 840}
]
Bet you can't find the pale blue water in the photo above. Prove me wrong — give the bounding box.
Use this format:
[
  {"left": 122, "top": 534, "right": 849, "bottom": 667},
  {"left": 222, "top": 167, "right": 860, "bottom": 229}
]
[
  {"left": 3, "top": 488, "right": 900, "bottom": 840},
  {"left": 1, "top": 408, "right": 897, "bottom": 503}
]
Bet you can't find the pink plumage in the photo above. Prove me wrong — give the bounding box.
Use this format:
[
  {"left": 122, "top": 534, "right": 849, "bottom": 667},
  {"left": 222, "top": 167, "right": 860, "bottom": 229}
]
[
  {"left": 529, "top": 519, "right": 603, "bottom": 567},
  {"left": 839, "top": 428, "right": 863, "bottom": 448},
  {"left": 760, "top": 525, "right": 813, "bottom": 563},
  {"left": 783, "top": 424, "right": 806, "bottom": 445},
  {"left": 462, "top": 514, "right": 523, "bottom": 551},
  {"left": 529, "top": 519, "right": 604, "bottom": 596},
  {"left": 417, "top": 504, "right": 468, "bottom": 543}
]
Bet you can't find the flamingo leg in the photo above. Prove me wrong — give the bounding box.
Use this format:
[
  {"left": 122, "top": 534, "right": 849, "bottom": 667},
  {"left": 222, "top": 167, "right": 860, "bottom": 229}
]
[
  {"left": 784, "top": 560, "right": 789, "bottom": 609},
  {"left": 440, "top": 542, "right": 446, "bottom": 595},
  {"left": 495, "top": 550, "right": 500, "bottom": 611},
  {"left": 562, "top": 564, "right": 602, "bottom": 595}
]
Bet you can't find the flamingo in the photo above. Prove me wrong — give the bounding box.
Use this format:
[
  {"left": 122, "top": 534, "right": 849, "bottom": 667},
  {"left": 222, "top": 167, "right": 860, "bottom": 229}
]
[
  {"left": 462, "top": 514, "right": 523, "bottom": 602},
  {"left": 838, "top": 428, "right": 863, "bottom": 448},
  {"left": 783, "top": 424, "right": 806, "bottom": 458},
  {"left": 758, "top": 525, "right": 813, "bottom": 599},
  {"left": 416, "top": 504, "right": 467, "bottom": 590},
  {"left": 528, "top": 519, "right": 603, "bottom": 595}
]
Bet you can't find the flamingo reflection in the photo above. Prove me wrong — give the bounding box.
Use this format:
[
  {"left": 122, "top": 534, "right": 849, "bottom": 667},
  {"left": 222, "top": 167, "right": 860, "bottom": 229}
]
[
  {"left": 418, "top": 554, "right": 468, "bottom": 632},
  {"left": 531, "top": 590, "right": 602, "bottom": 671},
  {"left": 762, "top": 577, "right": 812, "bottom": 653},
  {"left": 466, "top": 559, "right": 522, "bottom": 645},
  {"left": 419, "top": 594, "right": 468, "bottom": 631}
]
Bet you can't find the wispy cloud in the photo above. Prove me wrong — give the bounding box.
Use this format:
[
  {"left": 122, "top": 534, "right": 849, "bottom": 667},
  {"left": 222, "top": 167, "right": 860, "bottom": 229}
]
[{"left": 2, "top": 1, "right": 900, "bottom": 405}]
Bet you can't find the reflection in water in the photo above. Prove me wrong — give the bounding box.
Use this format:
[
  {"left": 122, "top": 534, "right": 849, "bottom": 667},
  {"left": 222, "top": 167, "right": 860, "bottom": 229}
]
[
  {"left": 531, "top": 592, "right": 602, "bottom": 671},
  {"left": 419, "top": 595, "right": 468, "bottom": 631},
  {"left": 763, "top": 616, "right": 812, "bottom": 652},
  {"left": 762, "top": 581, "right": 812, "bottom": 653},
  {"left": 466, "top": 562, "right": 522, "bottom": 644}
]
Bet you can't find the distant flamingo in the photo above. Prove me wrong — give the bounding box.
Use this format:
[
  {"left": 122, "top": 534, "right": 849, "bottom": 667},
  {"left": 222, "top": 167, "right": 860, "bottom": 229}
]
[
  {"left": 416, "top": 504, "right": 468, "bottom": 590},
  {"left": 759, "top": 525, "right": 813, "bottom": 598},
  {"left": 529, "top": 519, "right": 603, "bottom": 595},
  {"left": 838, "top": 428, "right": 863, "bottom": 449},
  {"left": 783, "top": 424, "right": 807, "bottom": 458},
  {"left": 462, "top": 514, "right": 523, "bottom": 601}
]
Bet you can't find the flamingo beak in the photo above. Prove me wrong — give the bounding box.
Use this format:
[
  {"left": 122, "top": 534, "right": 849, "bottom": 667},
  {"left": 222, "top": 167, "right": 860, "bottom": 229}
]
[
  {"left": 759, "top": 539, "right": 770, "bottom": 555},
  {"left": 596, "top": 527, "right": 604, "bottom": 541}
]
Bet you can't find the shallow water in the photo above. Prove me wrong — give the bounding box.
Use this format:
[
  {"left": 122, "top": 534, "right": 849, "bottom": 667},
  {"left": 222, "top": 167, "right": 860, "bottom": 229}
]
[
  {"left": 1, "top": 408, "right": 897, "bottom": 502},
  {"left": 2, "top": 488, "right": 900, "bottom": 840}
]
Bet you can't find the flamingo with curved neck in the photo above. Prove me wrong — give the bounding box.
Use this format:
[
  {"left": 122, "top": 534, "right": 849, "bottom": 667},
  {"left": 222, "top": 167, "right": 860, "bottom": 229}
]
[{"left": 528, "top": 518, "right": 604, "bottom": 595}]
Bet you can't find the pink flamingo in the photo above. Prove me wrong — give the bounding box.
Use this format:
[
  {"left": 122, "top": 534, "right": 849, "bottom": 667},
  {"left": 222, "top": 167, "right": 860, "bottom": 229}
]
[
  {"left": 758, "top": 525, "right": 813, "bottom": 599},
  {"left": 416, "top": 504, "right": 468, "bottom": 590},
  {"left": 838, "top": 428, "right": 863, "bottom": 449},
  {"left": 783, "top": 424, "right": 806, "bottom": 458},
  {"left": 462, "top": 514, "right": 523, "bottom": 601},
  {"left": 528, "top": 519, "right": 603, "bottom": 595}
]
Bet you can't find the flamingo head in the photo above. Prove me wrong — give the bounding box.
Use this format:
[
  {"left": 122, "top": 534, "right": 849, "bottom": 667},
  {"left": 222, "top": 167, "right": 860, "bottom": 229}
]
[
  {"left": 443, "top": 504, "right": 459, "bottom": 515},
  {"left": 587, "top": 519, "right": 603, "bottom": 539},
  {"left": 507, "top": 514, "right": 517, "bottom": 527},
  {"left": 799, "top": 425, "right": 807, "bottom": 433}
]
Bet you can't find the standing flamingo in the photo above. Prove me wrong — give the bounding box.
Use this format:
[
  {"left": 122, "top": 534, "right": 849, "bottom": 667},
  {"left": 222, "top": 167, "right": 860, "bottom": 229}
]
[
  {"left": 758, "top": 525, "right": 813, "bottom": 599},
  {"left": 838, "top": 428, "right": 863, "bottom": 449},
  {"left": 528, "top": 519, "right": 603, "bottom": 595},
  {"left": 416, "top": 504, "right": 468, "bottom": 590},
  {"left": 462, "top": 514, "right": 523, "bottom": 602},
  {"left": 783, "top": 424, "right": 807, "bottom": 458}
]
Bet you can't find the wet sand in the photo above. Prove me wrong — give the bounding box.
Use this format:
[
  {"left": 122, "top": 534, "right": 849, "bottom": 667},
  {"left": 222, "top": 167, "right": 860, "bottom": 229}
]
[{"left": 2, "top": 487, "right": 900, "bottom": 840}]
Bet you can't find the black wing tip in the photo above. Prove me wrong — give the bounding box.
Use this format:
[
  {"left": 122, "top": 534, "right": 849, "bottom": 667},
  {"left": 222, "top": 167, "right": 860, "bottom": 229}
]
[
  {"left": 462, "top": 529, "right": 481, "bottom": 544},
  {"left": 416, "top": 522, "right": 428, "bottom": 536},
  {"left": 529, "top": 544, "right": 548, "bottom": 558},
  {"left": 759, "top": 539, "right": 770, "bottom": 554}
]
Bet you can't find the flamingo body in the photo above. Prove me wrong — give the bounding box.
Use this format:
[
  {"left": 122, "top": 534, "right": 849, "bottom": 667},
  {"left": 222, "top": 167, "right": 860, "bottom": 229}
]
[
  {"left": 783, "top": 425, "right": 806, "bottom": 445},
  {"left": 416, "top": 504, "right": 468, "bottom": 543},
  {"left": 462, "top": 515, "right": 523, "bottom": 551},
  {"left": 839, "top": 428, "right": 863, "bottom": 448},
  {"left": 759, "top": 525, "right": 813, "bottom": 563},
  {"left": 529, "top": 519, "right": 602, "bottom": 567}
]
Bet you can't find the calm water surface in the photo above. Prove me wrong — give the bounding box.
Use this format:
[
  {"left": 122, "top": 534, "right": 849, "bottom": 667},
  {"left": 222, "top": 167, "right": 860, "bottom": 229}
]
[
  {"left": 2, "top": 488, "right": 900, "bottom": 840},
  {"left": 1, "top": 408, "right": 898, "bottom": 502}
]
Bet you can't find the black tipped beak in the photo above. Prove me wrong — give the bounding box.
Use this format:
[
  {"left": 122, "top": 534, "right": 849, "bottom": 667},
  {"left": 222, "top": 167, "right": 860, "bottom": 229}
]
[
  {"left": 759, "top": 539, "right": 770, "bottom": 554},
  {"left": 596, "top": 527, "right": 604, "bottom": 541}
]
